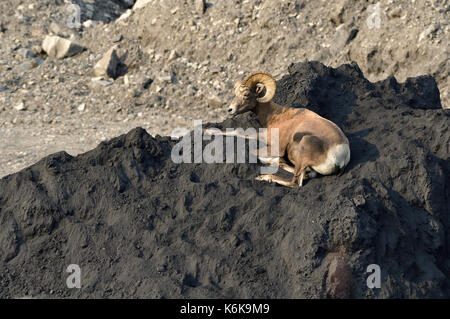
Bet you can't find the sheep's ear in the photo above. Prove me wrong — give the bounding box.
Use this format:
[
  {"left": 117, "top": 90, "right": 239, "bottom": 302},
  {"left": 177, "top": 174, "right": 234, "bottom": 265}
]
[{"left": 255, "top": 83, "right": 265, "bottom": 95}]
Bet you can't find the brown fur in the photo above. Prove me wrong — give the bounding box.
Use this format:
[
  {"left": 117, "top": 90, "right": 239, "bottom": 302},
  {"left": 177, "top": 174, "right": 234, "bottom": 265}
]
[{"left": 228, "top": 80, "right": 350, "bottom": 187}]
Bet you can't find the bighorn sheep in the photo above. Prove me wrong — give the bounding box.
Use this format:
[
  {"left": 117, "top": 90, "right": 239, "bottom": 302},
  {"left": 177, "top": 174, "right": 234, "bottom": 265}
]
[{"left": 227, "top": 72, "right": 350, "bottom": 188}]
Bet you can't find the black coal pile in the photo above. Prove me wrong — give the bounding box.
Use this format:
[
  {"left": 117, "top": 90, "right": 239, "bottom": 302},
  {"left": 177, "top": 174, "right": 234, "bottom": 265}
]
[{"left": 0, "top": 62, "right": 449, "bottom": 298}]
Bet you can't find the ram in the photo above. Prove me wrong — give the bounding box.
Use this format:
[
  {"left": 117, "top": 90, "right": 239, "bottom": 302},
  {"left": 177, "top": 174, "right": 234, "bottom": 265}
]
[{"left": 226, "top": 72, "right": 351, "bottom": 188}]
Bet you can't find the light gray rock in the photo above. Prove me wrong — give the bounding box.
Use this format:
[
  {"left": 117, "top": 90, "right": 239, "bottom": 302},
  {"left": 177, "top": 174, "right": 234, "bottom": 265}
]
[
  {"left": 77, "top": 103, "right": 86, "bottom": 112},
  {"left": 117, "top": 9, "right": 133, "bottom": 23},
  {"left": 42, "top": 36, "right": 85, "bottom": 59},
  {"left": 133, "top": 0, "right": 152, "bottom": 10},
  {"left": 195, "top": 0, "right": 206, "bottom": 15},
  {"left": 331, "top": 23, "right": 358, "bottom": 54},
  {"left": 94, "top": 46, "right": 121, "bottom": 79},
  {"left": 31, "top": 45, "right": 43, "bottom": 56},
  {"left": 207, "top": 94, "right": 222, "bottom": 108},
  {"left": 14, "top": 102, "right": 26, "bottom": 111},
  {"left": 167, "top": 49, "right": 179, "bottom": 62},
  {"left": 419, "top": 24, "right": 440, "bottom": 41}
]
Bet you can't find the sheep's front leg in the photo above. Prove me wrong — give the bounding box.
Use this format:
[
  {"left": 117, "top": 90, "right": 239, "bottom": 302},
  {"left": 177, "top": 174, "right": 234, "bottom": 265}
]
[
  {"left": 256, "top": 155, "right": 295, "bottom": 174},
  {"left": 256, "top": 164, "right": 310, "bottom": 188},
  {"left": 279, "top": 162, "right": 295, "bottom": 174},
  {"left": 252, "top": 145, "right": 295, "bottom": 174},
  {"left": 255, "top": 174, "right": 299, "bottom": 188}
]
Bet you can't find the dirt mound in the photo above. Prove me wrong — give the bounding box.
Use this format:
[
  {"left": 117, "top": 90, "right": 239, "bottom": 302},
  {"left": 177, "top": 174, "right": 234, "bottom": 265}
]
[{"left": 0, "top": 62, "right": 449, "bottom": 298}]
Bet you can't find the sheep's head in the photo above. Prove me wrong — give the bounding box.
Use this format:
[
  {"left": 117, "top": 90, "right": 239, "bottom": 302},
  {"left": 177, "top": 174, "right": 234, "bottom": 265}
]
[{"left": 227, "top": 72, "right": 276, "bottom": 116}]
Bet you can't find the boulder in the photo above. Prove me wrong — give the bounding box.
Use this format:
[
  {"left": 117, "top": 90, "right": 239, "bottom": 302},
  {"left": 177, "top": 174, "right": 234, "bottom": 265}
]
[
  {"left": 94, "top": 46, "right": 121, "bottom": 79},
  {"left": 42, "top": 36, "right": 85, "bottom": 59}
]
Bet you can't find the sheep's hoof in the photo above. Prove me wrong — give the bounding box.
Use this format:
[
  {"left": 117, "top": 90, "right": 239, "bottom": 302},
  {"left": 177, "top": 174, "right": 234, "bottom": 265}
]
[
  {"left": 306, "top": 171, "right": 317, "bottom": 179},
  {"left": 255, "top": 175, "right": 272, "bottom": 183}
]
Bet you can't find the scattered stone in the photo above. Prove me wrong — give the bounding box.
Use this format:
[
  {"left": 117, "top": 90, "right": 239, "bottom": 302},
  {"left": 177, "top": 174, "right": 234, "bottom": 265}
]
[
  {"left": 142, "top": 78, "right": 153, "bottom": 89},
  {"left": 94, "top": 46, "right": 121, "bottom": 79},
  {"left": 207, "top": 94, "right": 222, "bottom": 108},
  {"left": 130, "top": 88, "right": 143, "bottom": 98},
  {"left": 157, "top": 75, "right": 172, "bottom": 83},
  {"left": 82, "top": 20, "right": 95, "bottom": 29},
  {"left": 49, "top": 22, "right": 70, "bottom": 37},
  {"left": 90, "top": 77, "right": 113, "bottom": 88},
  {"left": 330, "top": 1, "right": 346, "bottom": 26},
  {"left": 112, "top": 34, "right": 123, "bottom": 43},
  {"left": 16, "top": 48, "right": 35, "bottom": 59},
  {"left": 388, "top": 7, "right": 402, "bottom": 19},
  {"left": 14, "top": 102, "right": 26, "bottom": 111},
  {"left": 419, "top": 24, "right": 440, "bottom": 41},
  {"left": 167, "top": 49, "right": 179, "bottom": 62},
  {"left": 31, "top": 45, "right": 43, "bottom": 56},
  {"left": 153, "top": 85, "right": 162, "bottom": 93},
  {"left": 117, "top": 9, "right": 133, "bottom": 23},
  {"left": 15, "top": 13, "right": 31, "bottom": 23},
  {"left": 117, "top": 44, "right": 144, "bottom": 70},
  {"left": 352, "top": 195, "right": 366, "bottom": 207},
  {"left": 133, "top": 0, "right": 152, "bottom": 10},
  {"left": 77, "top": 103, "right": 86, "bottom": 112},
  {"left": 195, "top": 0, "right": 206, "bottom": 15},
  {"left": 0, "top": 85, "right": 7, "bottom": 92},
  {"left": 331, "top": 24, "right": 358, "bottom": 54},
  {"left": 15, "top": 60, "right": 38, "bottom": 74},
  {"left": 42, "top": 35, "right": 85, "bottom": 59}
]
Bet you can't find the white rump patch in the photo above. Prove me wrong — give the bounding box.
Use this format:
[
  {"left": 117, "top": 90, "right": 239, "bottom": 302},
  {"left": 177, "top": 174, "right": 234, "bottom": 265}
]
[{"left": 312, "top": 144, "right": 350, "bottom": 175}]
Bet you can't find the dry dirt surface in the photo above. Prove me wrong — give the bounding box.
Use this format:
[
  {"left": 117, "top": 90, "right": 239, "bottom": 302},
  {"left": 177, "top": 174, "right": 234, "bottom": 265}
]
[
  {"left": 0, "top": 0, "right": 449, "bottom": 178},
  {"left": 0, "top": 62, "right": 449, "bottom": 298}
]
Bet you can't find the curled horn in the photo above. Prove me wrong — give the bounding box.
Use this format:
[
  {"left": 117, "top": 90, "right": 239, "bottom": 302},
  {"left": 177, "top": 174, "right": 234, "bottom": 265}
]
[{"left": 244, "top": 72, "right": 276, "bottom": 103}]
